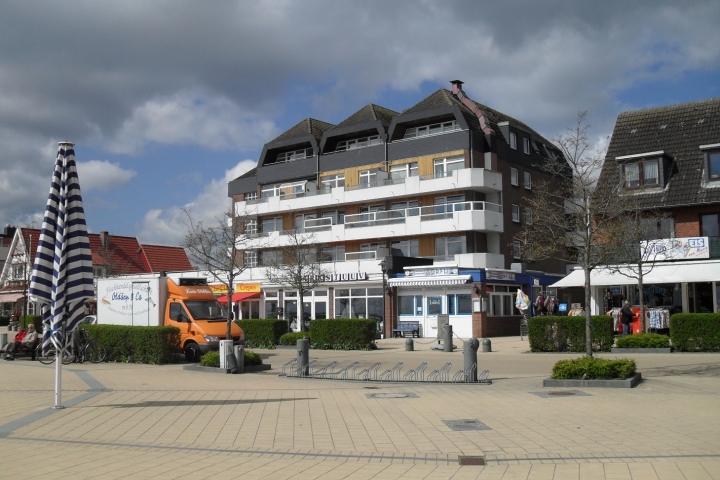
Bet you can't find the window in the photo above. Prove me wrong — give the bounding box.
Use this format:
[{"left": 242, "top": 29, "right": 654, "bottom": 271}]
[
  {"left": 702, "top": 214, "right": 720, "bottom": 237},
  {"left": 390, "top": 162, "right": 418, "bottom": 179},
  {"left": 360, "top": 242, "right": 382, "bottom": 252},
  {"left": 359, "top": 169, "right": 378, "bottom": 187},
  {"left": 524, "top": 171, "right": 532, "bottom": 190},
  {"left": 245, "top": 191, "right": 257, "bottom": 201},
  {"left": 399, "top": 295, "right": 423, "bottom": 316},
  {"left": 261, "top": 181, "right": 305, "bottom": 198},
  {"left": 435, "top": 236, "right": 465, "bottom": 258},
  {"left": 447, "top": 294, "right": 472, "bottom": 315},
  {"left": 334, "top": 288, "right": 384, "bottom": 324},
  {"left": 276, "top": 147, "right": 313, "bottom": 163},
  {"left": 320, "top": 174, "right": 345, "bottom": 190},
  {"left": 426, "top": 296, "right": 442, "bottom": 315},
  {"left": 707, "top": 150, "right": 720, "bottom": 181},
  {"left": 525, "top": 208, "right": 532, "bottom": 225},
  {"left": 360, "top": 204, "right": 386, "bottom": 213},
  {"left": 262, "top": 217, "right": 283, "bottom": 233},
  {"left": 433, "top": 156, "right": 464, "bottom": 178},
  {"left": 12, "top": 264, "right": 25, "bottom": 279},
  {"left": 404, "top": 120, "right": 460, "bottom": 139},
  {"left": 523, "top": 137, "right": 530, "bottom": 154},
  {"left": 509, "top": 132, "right": 517, "bottom": 150},
  {"left": 294, "top": 213, "right": 317, "bottom": 230},
  {"left": 169, "top": 302, "right": 188, "bottom": 322},
  {"left": 322, "top": 209, "right": 344, "bottom": 225},
  {"left": 489, "top": 288, "right": 517, "bottom": 316},
  {"left": 321, "top": 245, "right": 345, "bottom": 262},
  {"left": 623, "top": 159, "right": 659, "bottom": 188},
  {"left": 261, "top": 250, "right": 282, "bottom": 266},
  {"left": 513, "top": 241, "right": 521, "bottom": 259},
  {"left": 391, "top": 239, "right": 419, "bottom": 257},
  {"left": 244, "top": 219, "right": 257, "bottom": 235},
  {"left": 243, "top": 251, "right": 257, "bottom": 267},
  {"left": 390, "top": 200, "right": 419, "bottom": 215},
  {"left": 336, "top": 135, "right": 382, "bottom": 152},
  {"left": 510, "top": 167, "right": 518, "bottom": 186},
  {"left": 512, "top": 204, "right": 520, "bottom": 223}
]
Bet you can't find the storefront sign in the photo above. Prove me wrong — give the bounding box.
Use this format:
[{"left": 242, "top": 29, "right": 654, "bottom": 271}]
[
  {"left": 405, "top": 267, "right": 458, "bottom": 277},
  {"left": 641, "top": 237, "right": 709, "bottom": 261},
  {"left": 486, "top": 270, "right": 516, "bottom": 281},
  {"left": 313, "top": 272, "right": 368, "bottom": 282},
  {"left": 235, "top": 283, "right": 261, "bottom": 293},
  {"left": 209, "top": 284, "right": 227, "bottom": 294}
]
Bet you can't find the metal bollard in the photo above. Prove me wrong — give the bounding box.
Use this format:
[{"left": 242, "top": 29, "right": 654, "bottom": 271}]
[
  {"left": 405, "top": 338, "right": 414, "bottom": 351},
  {"left": 226, "top": 353, "right": 238, "bottom": 374},
  {"left": 234, "top": 345, "right": 245, "bottom": 374},
  {"left": 443, "top": 324, "right": 453, "bottom": 352},
  {"left": 481, "top": 337, "right": 492, "bottom": 353},
  {"left": 464, "top": 337, "right": 480, "bottom": 382},
  {"left": 0, "top": 332, "right": 7, "bottom": 352},
  {"left": 296, "top": 337, "right": 310, "bottom": 376}
]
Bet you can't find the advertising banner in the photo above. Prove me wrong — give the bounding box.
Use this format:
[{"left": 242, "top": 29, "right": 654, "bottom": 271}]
[{"left": 641, "top": 237, "right": 709, "bottom": 261}]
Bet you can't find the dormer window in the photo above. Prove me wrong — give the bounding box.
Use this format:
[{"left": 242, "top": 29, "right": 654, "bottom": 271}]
[
  {"left": 404, "top": 120, "right": 460, "bottom": 139},
  {"left": 623, "top": 159, "right": 658, "bottom": 188},
  {"left": 509, "top": 132, "right": 517, "bottom": 150},
  {"left": 336, "top": 135, "right": 381, "bottom": 152},
  {"left": 276, "top": 147, "right": 313, "bottom": 163},
  {"left": 700, "top": 144, "right": 720, "bottom": 182}
]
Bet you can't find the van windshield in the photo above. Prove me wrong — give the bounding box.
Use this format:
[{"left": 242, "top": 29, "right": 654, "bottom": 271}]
[{"left": 184, "top": 301, "right": 225, "bottom": 320}]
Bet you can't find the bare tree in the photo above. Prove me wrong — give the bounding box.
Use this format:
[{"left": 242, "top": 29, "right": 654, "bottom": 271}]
[
  {"left": 515, "top": 112, "right": 628, "bottom": 356},
  {"left": 182, "top": 207, "right": 259, "bottom": 340},
  {"left": 263, "top": 229, "right": 329, "bottom": 332}
]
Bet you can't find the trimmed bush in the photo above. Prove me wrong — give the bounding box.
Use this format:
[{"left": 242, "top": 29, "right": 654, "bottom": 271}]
[
  {"left": 616, "top": 332, "right": 670, "bottom": 349},
  {"left": 670, "top": 313, "right": 720, "bottom": 352},
  {"left": 235, "top": 319, "right": 288, "bottom": 348},
  {"left": 200, "top": 349, "right": 261, "bottom": 368},
  {"left": 20, "top": 315, "right": 43, "bottom": 333},
  {"left": 528, "top": 315, "right": 614, "bottom": 352},
  {"left": 81, "top": 325, "right": 181, "bottom": 364},
  {"left": 309, "top": 319, "right": 376, "bottom": 350},
  {"left": 552, "top": 356, "right": 636, "bottom": 380},
  {"left": 200, "top": 350, "right": 220, "bottom": 367},
  {"left": 279, "top": 332, "right": 308, "bottom": 345}
]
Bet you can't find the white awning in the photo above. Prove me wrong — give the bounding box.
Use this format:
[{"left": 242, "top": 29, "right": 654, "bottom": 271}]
[
  {"left": 0, "top": 292, "right": 24, "bottom": 303},
  {"left": 551, "top": 260, "right": 720, "bottom": 288},
  {"left": 389, "top": 275, "right": 472, "bottom": 287}
]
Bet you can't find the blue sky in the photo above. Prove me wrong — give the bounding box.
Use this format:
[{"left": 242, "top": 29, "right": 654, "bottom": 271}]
[{"left": 1, "top": 0, "right": 719, "bottom": 246}]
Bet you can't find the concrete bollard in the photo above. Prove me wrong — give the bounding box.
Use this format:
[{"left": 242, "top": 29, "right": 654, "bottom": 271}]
[
  {"left": 481, "top": 337, "right": 492, "bottom": 353},
  {"left": 464, "top": 337, "right": 480, "bottom": 382},
  {"left": 405, "top": 338, "right": 414, "bottom": 351},
  {"left": 443, "top": 324, "right": 453, "bottom": 352},
  {"left": 237, "top": 345, "right": 246, "bottom": 373},
  {"left": 297, "top": 337, "right": 310, "bottom": 376}
]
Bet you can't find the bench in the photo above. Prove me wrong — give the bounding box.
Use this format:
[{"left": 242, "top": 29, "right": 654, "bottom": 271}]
[
  {"left": 3, "top": 339, "right": 39, "bottom": 360},
  {"left": 392, "top": 322, "right": 420, "bottom": 338}
]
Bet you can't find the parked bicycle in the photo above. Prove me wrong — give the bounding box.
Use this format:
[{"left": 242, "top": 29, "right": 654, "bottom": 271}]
[{"left": 36, "top": 328, "right": 107, "bottom": 365}]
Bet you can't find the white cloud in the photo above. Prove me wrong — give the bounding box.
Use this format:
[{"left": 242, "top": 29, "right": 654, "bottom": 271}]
[
  {"left": 107, "top": 91, "right": 277, "bottom": 155},
  {"left": 75, "top": 160, "right": 136, "bottom": 192},
  {"left": 136, "top": 159, "right": 256, "bottom": 245}
]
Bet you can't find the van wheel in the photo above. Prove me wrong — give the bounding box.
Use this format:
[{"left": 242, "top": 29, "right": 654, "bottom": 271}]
[{"left": 184, "top": 343, "right": 201, "bottom": 362}]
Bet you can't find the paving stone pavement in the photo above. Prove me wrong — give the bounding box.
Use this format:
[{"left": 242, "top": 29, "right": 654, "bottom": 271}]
[{"left": 1, "top": 336, "right": 719, "bottom": 479}]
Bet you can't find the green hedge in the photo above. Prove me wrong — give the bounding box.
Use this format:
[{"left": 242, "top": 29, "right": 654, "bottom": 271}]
[
  {"left": 81, "top": 325, "right": 181, "bottom": 364},
  {"left": 200, "top": 349, "right": 262, "bottom": 368},
  {"left": 670, "top": 313, "right": 720, "bottom": 352},
  {"left": 552, "top": 357, "right": 636, "bottom": 379},
  {"left": 235, "top": 319, "right": 288, "bottom": 348},
  {"left": 528, "top": 316, "right": 614, "bottom": 352},
  {"left": 20, "top": 315, "right": 43, "bottom": 332},
  {"left": 309, "top": 319, "right": 376, "bottom": 350},
  {"left": 279, "top": 332, "right": 308, "bottom": 345},
  {"left": 616, "top": 332, "right": 670, "bottom": 349}
]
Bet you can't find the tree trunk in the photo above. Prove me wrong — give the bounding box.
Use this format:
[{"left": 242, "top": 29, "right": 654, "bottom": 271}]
[
  {"left": 638, "top": 266, "right": 645, "bottom": 333},
  {"left": 584, "top": 267, "right": 593, "bottom": 357},
  {"left": 226, "top": 284, "right": 233, "bottom": 340}
]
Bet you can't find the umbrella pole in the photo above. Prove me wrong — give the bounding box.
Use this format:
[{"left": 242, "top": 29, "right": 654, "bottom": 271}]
[{"left": 53, "top": 344, "right": 64, "bottom": 409}]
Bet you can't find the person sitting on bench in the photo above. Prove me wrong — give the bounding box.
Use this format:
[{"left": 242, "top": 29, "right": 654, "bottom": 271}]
[{"left": 5, "top": 324, "right": 38, "bottom": 360}]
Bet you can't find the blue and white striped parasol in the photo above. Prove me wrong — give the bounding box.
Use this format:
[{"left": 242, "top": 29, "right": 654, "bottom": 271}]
[{"left": 29, "top": 141, "right": 94, "bottom": 408}]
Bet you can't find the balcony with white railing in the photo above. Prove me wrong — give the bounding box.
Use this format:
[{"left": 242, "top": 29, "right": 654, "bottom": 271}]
[{"left": 234, "top": 167, "right": 503, "bottom": 216}]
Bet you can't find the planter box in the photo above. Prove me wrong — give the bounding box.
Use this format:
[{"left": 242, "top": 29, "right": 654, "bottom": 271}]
[
  {"left": 543, "top": 372, "right": 642, "bottom": 388},
  {"left": 611, "top": 348, "right": 671, "bottom": 353},
  {"left": 183, "top": 364, "right": 272, "bottom": 374}
]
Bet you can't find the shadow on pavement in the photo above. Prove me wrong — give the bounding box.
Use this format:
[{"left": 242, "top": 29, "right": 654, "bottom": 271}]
[{"left": 99, "top": 398, "right": 316, "bottom": 408}]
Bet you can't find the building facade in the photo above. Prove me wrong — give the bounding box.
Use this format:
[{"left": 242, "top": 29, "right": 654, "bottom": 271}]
[
  {"left": 228, "top": 81, "right": 566, "bottom": 338},
  {"left": 553, "top": 97, "right": 720, "bottom": 322}
]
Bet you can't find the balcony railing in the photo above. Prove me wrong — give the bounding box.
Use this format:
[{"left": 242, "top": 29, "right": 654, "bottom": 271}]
[
  {"left": 343, "top": 201, "right": 501, "bottom": 229},
  {"left": 280, "top": 188, "right": 331, "bottom": 201},
  {"left": 344, "top": 177, "right": 406, "bottom": 191},
  {"left": 345, "top": 251, "right": 378, "bottom": 261}
]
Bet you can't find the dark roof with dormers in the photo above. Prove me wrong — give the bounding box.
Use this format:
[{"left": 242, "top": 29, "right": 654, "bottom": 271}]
[
  {"left": 335, "top": 104, "right": 398, "bottom": 129},
  {"left": 270, "top": 118, "right": 336, "bottom": 143},
  {"left": 596, "top": 97, "right": 720, "bottom": 209}
]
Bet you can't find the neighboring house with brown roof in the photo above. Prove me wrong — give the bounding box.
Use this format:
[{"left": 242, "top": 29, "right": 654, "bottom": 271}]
[{"left": 0, "top": 227, "right": 194, "bottom": 317}]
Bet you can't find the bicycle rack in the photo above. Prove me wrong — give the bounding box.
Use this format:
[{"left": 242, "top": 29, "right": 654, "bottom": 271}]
[
  {"left": 478, "top": 370, "right": 491, "bottom": 384},
  {"left": 452, "top": 363, "right": 476, "bottom": 383},
  {"left": 403, "top": 362, "right": 427, "bottom": 382},
  {"left": 379, "top": 362, "right": 403, "bottom": 382},
  {"left": 313, "top": 361, "right": 338, "bottom": 379},
  {"left": 281, "top": 359, "right": 297, "bottom": 377}
]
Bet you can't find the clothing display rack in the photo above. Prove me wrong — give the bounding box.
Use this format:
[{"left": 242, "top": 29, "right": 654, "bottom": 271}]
[
  {"left": 647, "top": 307, "right": 670, "bottom": 330},
  {"left": 534, "top": 291, "right": 558, "bottom": 315}
]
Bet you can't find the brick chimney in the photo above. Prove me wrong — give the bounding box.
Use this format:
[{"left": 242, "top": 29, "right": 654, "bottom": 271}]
[
  {"left": 100, "top": 231, "right": 109, "bottom": 248},
  {"left": 450, "top": 79, "right": 464, "bottom": 95}
]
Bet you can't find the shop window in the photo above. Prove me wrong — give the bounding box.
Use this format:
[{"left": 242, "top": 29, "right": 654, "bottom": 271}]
[
  {"left": 334, "top": 288, "right": 384, "bottom": 324},
  {"left": 399, "top": 295, "right": 423, "bottom": 316},
  {"left": 426, "top": 296, "right": 443, "bottom": 316},
  {"left": 265, "top": 300, "right": 278, "bottom": 319},
  {"left": 240, "top": 300, "right": 260, "bottom": 319},
  {"left": 510, "top": 167, "right": 518, "bottom": 186},
  {"left": 447, "top": 294, "right": 472, "bottom": 315}
]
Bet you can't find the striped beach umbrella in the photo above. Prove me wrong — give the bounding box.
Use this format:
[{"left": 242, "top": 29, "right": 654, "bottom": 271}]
[{"left": 29, "top": 141, "right": 94, "bottom": 408}]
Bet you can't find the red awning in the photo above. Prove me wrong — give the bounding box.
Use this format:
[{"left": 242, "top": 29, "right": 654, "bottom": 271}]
[
  {"left": 0, "top": 293, "right": 24, "bottom": 303},
  {"left": 217, "top": 292, "right": 260, "bottom": 304}
]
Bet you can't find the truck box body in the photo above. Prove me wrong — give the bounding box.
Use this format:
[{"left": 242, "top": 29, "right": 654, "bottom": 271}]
[{"left": 96, "top": 273, "right": 243, "bottom": 361}]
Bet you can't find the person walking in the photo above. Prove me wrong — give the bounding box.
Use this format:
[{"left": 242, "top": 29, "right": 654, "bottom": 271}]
[{"left": 620, "top": 301, "right": 634, "bottom": 336}]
